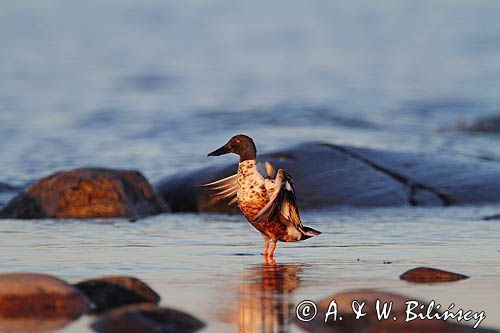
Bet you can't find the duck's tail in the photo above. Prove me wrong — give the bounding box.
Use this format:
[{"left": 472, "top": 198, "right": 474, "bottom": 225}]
[{"left": 300, "top": 226, "right": 322, "bottom": 240}]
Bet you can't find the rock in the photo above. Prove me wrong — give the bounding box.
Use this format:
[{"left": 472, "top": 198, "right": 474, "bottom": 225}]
[
  {"left": 91, "top": 304, "right": 205, "bottom": 333},
  {"left": 0, "top": 182, "right": 20, "bottom": 192},
  {"left": 294, "top": 290, "right": 496, "bottom": 333},
  {"left": 74, "top": 276, "right": 160, "bottom": 314},
  {"left": 155, "top": 142, "right": 500, "bottom": 213},
  {"left": 0, "top": 168, "right": 168, "bottom": 219},
  {"left": 400, "top": 267, "right": 469, "bottom": 283},
  {"left": 484, "top": 214, "right": 500, "bottom": 220},
  {"left": 0, "top": 317, "right": 79, "bottom": 333},
  {"left": 0, "top": 273, "right": 90, "bottom": 318},
  {"left": 343, "top": 145, "right": 500, "bottom": 205},
  {"left": 455, "top": 114, "right": 500, "bottom": 133}
]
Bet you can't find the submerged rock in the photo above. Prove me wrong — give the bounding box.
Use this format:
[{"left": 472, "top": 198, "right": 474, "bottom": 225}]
[
  {"left": 91, "top": 304, "right": 205, "bottom": 333},
  {"left": 0, "top": 182, "right": 21, "bottom": 192},
  {"left": 0, "top": 168, "right": 167, "bottom": 219},
  {"left": 400, "top": 267, "right": 469, "bottom": 283},
  {"left": 74, "top": 276, "right": 160, "bottom": 314},
  {"left": 0, "top": 273, "right": 90, "bottom": 318},
  {"left": 294, "top": 290, "right": 495, "bottom": 333},
  {"left": 155, "top": 142, "right": 500, "bottom": 213},
  {"left": 456, "top": 114, "right": 500, "bottom": 133}
]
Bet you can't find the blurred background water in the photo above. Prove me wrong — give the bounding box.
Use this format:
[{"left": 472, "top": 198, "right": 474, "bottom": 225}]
[{"left": 1, "top": 0, "right": 500, "bottom": 186}]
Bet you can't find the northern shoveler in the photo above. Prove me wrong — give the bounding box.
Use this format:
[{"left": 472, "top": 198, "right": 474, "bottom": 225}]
[{"left": 204, "top": 134, "right": 321, "bottom": 257}]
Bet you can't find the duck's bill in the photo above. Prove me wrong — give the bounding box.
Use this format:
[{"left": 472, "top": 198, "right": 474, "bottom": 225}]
[{"left": 207, "top": 144, "right": 231, "bottom": 157}]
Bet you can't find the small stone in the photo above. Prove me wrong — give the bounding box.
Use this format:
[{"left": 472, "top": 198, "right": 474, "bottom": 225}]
[
  {"left": 400, "top": 267, "right": 469, "bottom": 283},
  {"left": 0, "top": 273, "right": 90, "bottom": 318},
  {"left": 74, "top": 276, "right": 160, "bottom": 314},
  {"left": 91, "top": 304, "right": 205, "bottom": 333}
]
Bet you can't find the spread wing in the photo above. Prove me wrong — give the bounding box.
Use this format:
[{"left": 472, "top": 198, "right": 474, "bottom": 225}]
[
  {"left": 201, "top": 174, "right": 239, "bottom": 205},
  {"left": 254, "top": 169, "right": 303, "bottom": 228}
]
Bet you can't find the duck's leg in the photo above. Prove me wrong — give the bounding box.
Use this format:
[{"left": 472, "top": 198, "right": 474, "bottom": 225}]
[
  {"left": 262, "top": 239, "right": 270, "bottom": 256},
  {"left": 269, "top": 240, "right": 277, "bottom": 257}
]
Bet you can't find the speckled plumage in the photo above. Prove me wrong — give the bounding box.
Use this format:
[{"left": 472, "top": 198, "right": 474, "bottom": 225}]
[{"left": 236, "top": 160, "right": 288, "bottom": 241}]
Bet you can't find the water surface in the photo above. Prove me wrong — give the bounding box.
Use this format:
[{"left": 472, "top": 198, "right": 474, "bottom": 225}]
[
  {"left": 1, "top": 1, "right": 500, "bottom": 332},
  {"left": 1, "top": 206, "right": 499, "bottom": 332}
]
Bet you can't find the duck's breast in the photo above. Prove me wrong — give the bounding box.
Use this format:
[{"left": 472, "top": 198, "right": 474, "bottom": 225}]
[{"left": 237, "top": 162, "right": 272, "bottom": 220}]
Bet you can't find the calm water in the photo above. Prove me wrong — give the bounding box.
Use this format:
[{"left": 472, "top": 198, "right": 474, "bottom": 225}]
[
  {"left": 1, "top": 1, "right": 500, "bottom": 332},
  {"left": 1, "top": 206, "right": 500, "bottom": 332}
]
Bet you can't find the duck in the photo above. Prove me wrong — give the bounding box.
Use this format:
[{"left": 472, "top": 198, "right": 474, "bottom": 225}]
[{"left": 204, "top": 134, "right": 321, "bottom": 257}]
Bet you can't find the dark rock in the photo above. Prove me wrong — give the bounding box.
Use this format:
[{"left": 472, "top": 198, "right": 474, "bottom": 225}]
[
  {"left": 456, "top": 114, "right": 500, "bottom": 133},
  {"left": 400, "top": 267, "right": 469, "bottom": 283},
  {"left": 0, "top": 168, "right": 168, "bottom": 219},
  {"left": 155, "top": 142, "right": 500, "bottom": 213},
  {"left": 484, "top": 214, "right": 500, "bottom": 220},
  {"left": 91, "top": 304, "right": 205, "bottom": 333},
  {"left": 294, "top": 290, "right": 496, "bottom": 333},
  {"left": 0, "top": 182, "right": 21, "bottom": 192},
  {"left": 343, "top": 145, "right": 500, "bottom": 205},
  {"left": 0, "top": 273, "right": 90, "bottom": 318},
  {"left": 74, "top": 276, "right": 160, "bottom": 314}
]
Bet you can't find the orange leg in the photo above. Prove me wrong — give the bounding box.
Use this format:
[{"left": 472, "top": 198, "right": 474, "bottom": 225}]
[
  {"left": 262, "top": 239, "right": 270, "bottom": 256},
  {"left": 269, "top": 241, "right": 277, "bottom": 257},
  {"left": 263, "top": 255, "right": 275, "bottom": 264}
]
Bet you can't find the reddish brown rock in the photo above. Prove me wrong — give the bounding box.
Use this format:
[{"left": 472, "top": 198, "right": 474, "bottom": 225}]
[
  {"left": 0, "top": 273, "right": 90, "bottom": 318},
  {"left": 0, "top": 168, "right": 167, "bottom": 219},
  {"left": 74, "top": 276, "right": 160, "bottom": 314},
  {"left": 294, "top": 290, "right": 496, "bottom": 333},
  {"left": 0, "top": 317, "right": 78, "bottom": 333},
  {"left": 91, "top": 303, "right": 205, "bottom": 333},
  {"left": 400, "top": 267, "right": 469, "bottom": 283}
]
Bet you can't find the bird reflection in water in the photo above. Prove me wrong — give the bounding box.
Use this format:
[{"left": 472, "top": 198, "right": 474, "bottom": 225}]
[{"left": 237, "top": 257, "right": 302, "bottom": 333}]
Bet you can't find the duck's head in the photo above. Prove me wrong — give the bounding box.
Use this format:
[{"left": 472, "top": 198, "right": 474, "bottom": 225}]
[{"left": 208, "top": 134, "right": 257, "bottom": 162}]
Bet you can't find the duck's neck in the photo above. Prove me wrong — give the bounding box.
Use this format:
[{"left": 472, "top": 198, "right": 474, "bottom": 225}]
[
  {"left": 238, "top": 159, "right": 257, "bottom": 168},
  {"left": 239, "top": 151, "right": 256, "bottom": 162},
  {"left": 237, "top": 159, "right": 257, "bottom": 178},
  {"left": 238, "top": 144, "right": 257, "bottom": 162}
]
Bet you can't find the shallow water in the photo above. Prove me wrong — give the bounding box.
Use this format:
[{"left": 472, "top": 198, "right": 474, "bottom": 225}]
[
  {"left": 1, "top": 206, "right": 499, "bottom": 332},
  {"left": 1, "top": 1, "right": 500, "bottom": 332}
]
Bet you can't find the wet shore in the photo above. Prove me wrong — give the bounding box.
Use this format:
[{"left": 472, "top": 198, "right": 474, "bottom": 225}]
[{"left": 1, "top": 206, "right": 499, "bottom": 332}]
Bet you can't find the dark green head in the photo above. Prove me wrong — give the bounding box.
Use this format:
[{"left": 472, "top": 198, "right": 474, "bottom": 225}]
[{"left": 207, "top": 134, "right": 257, "bottom": 162}]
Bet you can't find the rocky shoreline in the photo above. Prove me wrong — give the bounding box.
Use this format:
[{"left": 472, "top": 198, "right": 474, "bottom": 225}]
[
  {"left": 0, "top": 273, "right": 204, "bottom": 333},
  {"left": 1, "top": 142, "right": 499, "bottom": 219},
  {"left": 0, "top": 267, "right": 496, "bottom": 333}
]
